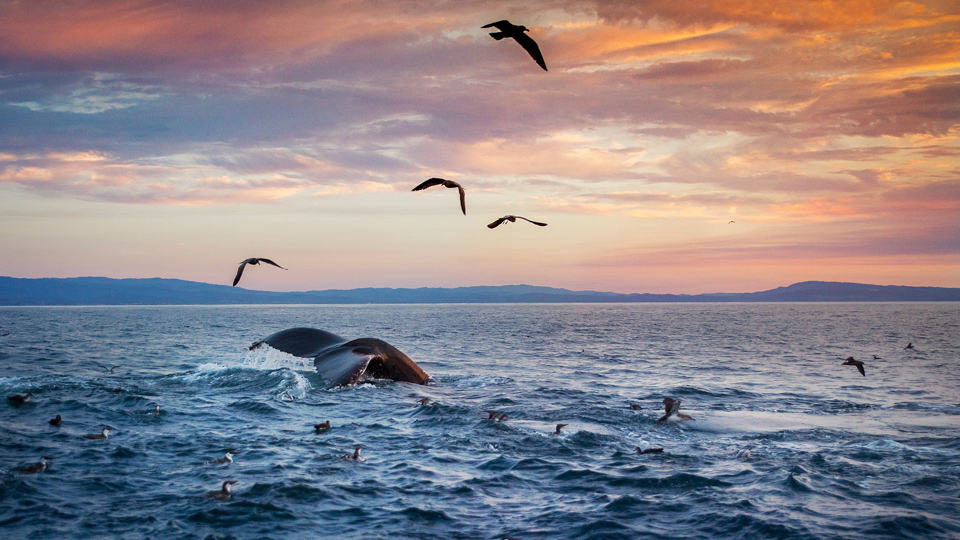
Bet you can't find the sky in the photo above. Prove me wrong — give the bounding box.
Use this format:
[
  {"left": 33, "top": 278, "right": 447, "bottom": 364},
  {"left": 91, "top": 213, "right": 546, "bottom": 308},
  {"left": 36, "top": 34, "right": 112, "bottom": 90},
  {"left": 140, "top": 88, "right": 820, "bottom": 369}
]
[{"left": 0, "top": 0, "right": 958, "bottom": 294}]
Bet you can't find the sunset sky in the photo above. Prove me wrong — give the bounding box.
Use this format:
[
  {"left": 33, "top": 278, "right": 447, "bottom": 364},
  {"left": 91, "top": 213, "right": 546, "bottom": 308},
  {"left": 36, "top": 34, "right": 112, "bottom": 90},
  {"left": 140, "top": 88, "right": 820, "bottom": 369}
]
[{"left": 1, "top": 0, "right": 957, "bottom": 293}]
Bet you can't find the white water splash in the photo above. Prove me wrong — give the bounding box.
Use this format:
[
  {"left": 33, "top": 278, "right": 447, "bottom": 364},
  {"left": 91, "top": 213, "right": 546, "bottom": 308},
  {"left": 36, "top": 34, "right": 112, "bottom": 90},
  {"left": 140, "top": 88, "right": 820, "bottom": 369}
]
[
  {"left": 242, "top": 347, "right": 313, "bottom": 371},
  {"left": 276, "top": 370, "right": 312, "bottom": 401}
]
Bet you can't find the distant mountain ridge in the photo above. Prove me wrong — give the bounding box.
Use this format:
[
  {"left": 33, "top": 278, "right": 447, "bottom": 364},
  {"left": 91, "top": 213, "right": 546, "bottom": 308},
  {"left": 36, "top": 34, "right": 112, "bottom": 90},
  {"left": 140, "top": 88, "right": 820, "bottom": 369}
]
[{"left": 0, "top": 277, "right": 957, "bottom": 305}]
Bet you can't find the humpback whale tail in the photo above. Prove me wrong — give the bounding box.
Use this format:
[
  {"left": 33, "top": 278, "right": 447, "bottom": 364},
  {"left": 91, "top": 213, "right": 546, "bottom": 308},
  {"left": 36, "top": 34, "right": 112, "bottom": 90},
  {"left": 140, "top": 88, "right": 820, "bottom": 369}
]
[{"left": 259, "top": 327, "right": 429, "bottom": 388}]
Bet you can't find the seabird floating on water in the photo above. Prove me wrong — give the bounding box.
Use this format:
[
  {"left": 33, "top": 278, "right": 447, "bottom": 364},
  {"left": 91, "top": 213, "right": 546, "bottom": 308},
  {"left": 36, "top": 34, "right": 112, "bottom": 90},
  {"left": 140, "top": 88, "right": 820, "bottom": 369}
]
[
  {"left": 205, "top": 480, "right": 238, "bottom": 501},
  {"left": 19, "top": 456, "right": 53, "bottom": 474},
  {"left": 487, "top": 215, "right": 547, "bottom": 229},
  {"left": 233, "top": 258, "right": 287, "bottom": 287},
  {"left": 112, "top": 388, "right": 125, "bottom": 394},
  {"left": 481, "top": 410, "right": 510, "bottom": 422},
  {"left": 417, "top": 397, "right": 434, "bottom": 406},
  {"left": 658, "top": 398, "right": 693, "bottom": 423},
  {"left": 314, "top": 420, "right": 331, "bottom": 433},
  {"left": 84, "top": 427, "right": 113, "bottom": 440},
  {"left": 481, "top": 20, "right": 548, "bottom": 71},
  {"left": 629, "top": 402, "right": 643, "bottom": 411},
  {"left": 636, "top": 447, "right": 664, "bottom": 454},
  {"left": 904, "top": 342, "right": 915, "bottom": 350},
  {"left": 154, "top": 404, "right": 161, "bottom": 414},
  {"left": 872, "top": 355, "right": 881, "bottom": 360},
  {"left": 209, "top": 452, "right": 235, "bottom": 465},
  {"left": 8, "top": 392, "right": 33, "bottom": 405},
  {"left": 411, "top": 178, "right": 466, "bottom": 215},
  {"left": 842, "top": 356, "right": 865, "bottom": 376},
  {"left": 344, "top": 445, "right": 364, "bottom": 461},
  {"left": 49, "top": 414, "right": 62, "bottom": 427},
  {"left": 553, "top": 423, "right": 568, "bottom": 435}
]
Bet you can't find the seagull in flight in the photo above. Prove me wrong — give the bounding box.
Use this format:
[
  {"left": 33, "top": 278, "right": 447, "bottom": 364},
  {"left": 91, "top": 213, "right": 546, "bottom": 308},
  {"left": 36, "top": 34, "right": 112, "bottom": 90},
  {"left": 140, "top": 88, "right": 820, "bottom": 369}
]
[
  {"left": 487, "top": 215, "right": 548, "bottom": 229},
  {"left": 233, "top": 258, "right": 287, "bottom": 287},
  {"left": 411, "top": 178, "right": 466, "bottom": 215},
  {"left": 482, "top": 20, "right": 547, "bottom": 71},
  {"left": 842, "top": 356, "right": 865, "bottom": 376},
  {"left": 657, "top": 398, "right": 693, "bottom": 423}
]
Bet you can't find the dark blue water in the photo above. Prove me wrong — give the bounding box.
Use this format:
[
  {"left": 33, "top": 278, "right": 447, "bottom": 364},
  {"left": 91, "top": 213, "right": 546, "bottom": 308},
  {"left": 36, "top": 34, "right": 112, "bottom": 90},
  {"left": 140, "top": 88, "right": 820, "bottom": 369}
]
[{"left": 1, "top": 303, "right": 958, "bottom": 539}]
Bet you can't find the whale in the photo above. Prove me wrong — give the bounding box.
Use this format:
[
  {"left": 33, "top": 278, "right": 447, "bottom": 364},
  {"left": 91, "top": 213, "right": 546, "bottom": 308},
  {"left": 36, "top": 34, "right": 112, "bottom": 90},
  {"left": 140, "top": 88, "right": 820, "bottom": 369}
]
[{"left": 255, "top": 327, "right": 429, "bottom": 388}]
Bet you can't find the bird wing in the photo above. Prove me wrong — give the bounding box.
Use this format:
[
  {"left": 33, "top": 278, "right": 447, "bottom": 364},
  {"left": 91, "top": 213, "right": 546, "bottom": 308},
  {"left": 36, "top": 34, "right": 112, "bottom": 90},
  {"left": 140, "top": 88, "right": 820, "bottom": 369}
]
[
  {"left": 857, "top": 363, "right": 865, "bottom": 376},
  {"left": 457, "top": 185, "right": 466, "bottom": 215},
  {"left": 664, "top": 398, "right": 679, "bottom": 416},
  {"left": 487, "top": 217, "right": 509, "bottom": 229},
  {"left": 233, "top": 262, "right": 248, "bottom": 286},
  {"left": 257, "top": 258, "right": 287, "bottom": 270},
  {"left": 481, "top": 20, "right": 512, "bottom": 30},
  {"left": 412, "top": 178, "right": 445, "bottom": 191},
  {"left": 513, "top": 32, "right": 547, "bottom": 71},
  {"left": 517, "top": 216, "right": 548, "bottom": 226}
]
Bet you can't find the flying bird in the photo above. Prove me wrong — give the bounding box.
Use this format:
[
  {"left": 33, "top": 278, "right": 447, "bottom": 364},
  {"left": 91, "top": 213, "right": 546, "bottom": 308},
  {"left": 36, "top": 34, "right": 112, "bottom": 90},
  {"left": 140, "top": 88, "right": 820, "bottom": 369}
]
[
  {"left": 487, "top": 215, "right": 548, "bottom": 229},
  {"left": 411, "top": 178, "right": 466, "bottom": 215},
  {"left": 728, "top": 221, "right": 736, "bottom": 224},
  {"left": 205, "top": 480, "right": 238, "bottom": 501},
  {"left": 658, "top": 398, "right": 693, "bottom": 423},
  {"left": 481, "top": 20, "right": 547, "bottom": 71},
  {"left": 842, "top": 356, "right": 865, "bottom": 376},
  {"left": 233, "top": 258, "right": 287, "bottom": 287}
]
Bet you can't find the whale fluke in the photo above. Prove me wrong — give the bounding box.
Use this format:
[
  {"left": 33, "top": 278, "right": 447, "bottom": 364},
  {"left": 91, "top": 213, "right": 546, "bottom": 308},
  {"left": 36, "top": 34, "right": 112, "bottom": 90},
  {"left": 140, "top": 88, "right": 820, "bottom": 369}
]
[{"left": 259, "top": 327, "right": 428, "bottom": 388}]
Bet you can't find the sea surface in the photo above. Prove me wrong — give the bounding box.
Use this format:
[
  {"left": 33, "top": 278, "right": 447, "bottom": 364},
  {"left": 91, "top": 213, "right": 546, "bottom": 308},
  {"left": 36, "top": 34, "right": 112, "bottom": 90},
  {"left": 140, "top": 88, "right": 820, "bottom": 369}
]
[{"left": 1, "top": 303, "right": 958, "bottom": 540}]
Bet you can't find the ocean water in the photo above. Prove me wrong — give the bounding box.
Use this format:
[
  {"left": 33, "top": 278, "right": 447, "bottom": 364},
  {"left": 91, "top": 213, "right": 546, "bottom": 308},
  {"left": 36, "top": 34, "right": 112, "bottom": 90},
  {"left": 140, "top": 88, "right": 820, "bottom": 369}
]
[{"left": 1, "top": 303, "right": 958, "bottom": 540}]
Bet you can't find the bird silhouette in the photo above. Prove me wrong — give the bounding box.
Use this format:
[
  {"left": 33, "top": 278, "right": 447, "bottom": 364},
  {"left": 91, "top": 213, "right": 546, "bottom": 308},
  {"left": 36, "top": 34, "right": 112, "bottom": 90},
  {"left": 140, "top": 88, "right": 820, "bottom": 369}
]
[
  {"left": 487, "top": 215, "right": 548, "bottom": 229},
  {"left": 482, "top": 20, "right": 547, "bottom": 71},
  {"left": 411, "top": 178, "right": 466, "bottom": 215},
  {"left": 658, "top": 398, "right": 693, "bottom": 423},
  {"left": 233, "top": 258, "right": 287, "bottom": 286},
  {"left": 842, "top": 356, "right": 865, "bottom": 376}
]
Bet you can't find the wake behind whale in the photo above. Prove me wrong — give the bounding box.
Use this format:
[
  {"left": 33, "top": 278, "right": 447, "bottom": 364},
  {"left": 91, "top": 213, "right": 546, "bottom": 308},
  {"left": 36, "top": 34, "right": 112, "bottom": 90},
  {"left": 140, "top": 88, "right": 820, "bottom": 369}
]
[{"left": 252, "top": 327, "right": 429, "bottom": 388}]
